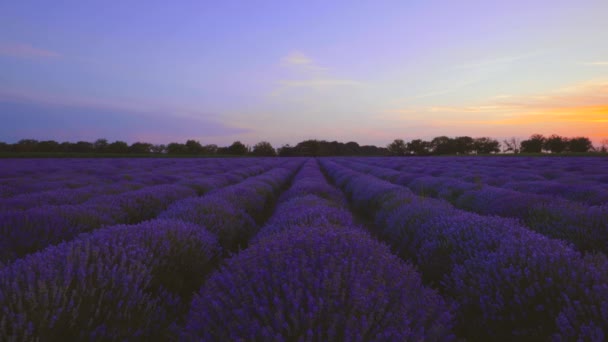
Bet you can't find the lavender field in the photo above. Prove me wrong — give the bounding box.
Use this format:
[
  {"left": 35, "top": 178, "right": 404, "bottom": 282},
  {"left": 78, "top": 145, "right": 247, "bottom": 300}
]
[{"left": 1, "top": 157, "right": 607, "bottom": 341}]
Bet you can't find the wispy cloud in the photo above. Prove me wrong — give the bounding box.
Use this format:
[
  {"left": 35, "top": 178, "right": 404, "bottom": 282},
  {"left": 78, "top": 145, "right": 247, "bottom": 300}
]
[
  {"left": 384, "top": 80, "right": 608, "bottom": 140},
  {"left": 453, "top": 51, "right": 543, "bottom": 70},
  {"left": 278, "top": 79, "right": 364, "bottom": 88},
  {"left": 0, "top": 88, "right": 249, "bottom": 144},
  {"left": 0, "top": 43, "right": 61, "bottom": 58},
  {"left": 583, "top": 61, "right": 608, "bottom": 66},
  {"left": 271, "top": 50, "right": 364, "bottom": 96},
  {"left": 280, "top": 50, "right": 326, "bottom": 72}
]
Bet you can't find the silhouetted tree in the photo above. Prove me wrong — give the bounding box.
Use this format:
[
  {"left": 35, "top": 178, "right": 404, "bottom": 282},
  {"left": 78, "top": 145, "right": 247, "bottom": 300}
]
[
  {"left": 150, "top": 144, "right": 167, "bottom": 154},
  {"left": 600, "top": 139, "right": 608, "bottom": 153},
  {"left": 473, "top": 137, "right": 500, "bottom": 154},
  {"left": 185, "top": 140, "right": 204, "bottom": 154},
  {"left": 226, "top": 141, "right": 248, "bottom": 155},
  {"left": 37, "top": 140, "right": 60, "bottom": 153},
  {"left": 93, "top": 139, "right": 109, "bottom": 153},
  {"left": 543, "top": 134, "right": 568, "bottom": 154},
  {"left": 251, "top": 141, "right": 276, "bottom": 156},
  {"left": 129, "top": 142, "right": 153, "bottom": 154},
  {"left": 202, "top": 144, "right": 218, "bottom": 155},
  {"left": 73, "top": 141, "right": 94, "bottom": 153},
  {"left": 59, "top": 142, "right": 73, "bottom": 152},
  {"left": 520, "top": 134, "right": 545, "bottom": 153},
  {"left": 294, "top": 140, "right": 321, "bottom": 156},
  {"left": 387, "top": 139, "right": 407, "bottom": 156},
  {"left": 360, "top": 145, "right": 388, "bottom": 156},
  {"left": 167, "top": 142, "right": 188, "bottom": 155},
  {"left": 345, "top": 141, "right": 361, "bottom": 155},
  {"left": 278, "top": 144, "right": 296, "bottom": 157},
  {"left": 14, "top": 139, "right": 39, "bottom": 153},
  {"left": 431, "top": 136, "right": 456, "bottom": 155},
  {"left": 407, "top": 139, "right": 431, "bottom": 155},
  {"left": 568, "top": 137, "right": 593, "bottom": 153},
  {"left": 107, "top": 141, "right": 129, "bottom": 154},
  {"left": 503, "top": 137, "right": 520, "bottom": 153},
  {"left": 0, "top": 142, "right": 10, "bottom": 152},
  {"left": 454, "top": 136, "right": 475, "bottom": 154}
]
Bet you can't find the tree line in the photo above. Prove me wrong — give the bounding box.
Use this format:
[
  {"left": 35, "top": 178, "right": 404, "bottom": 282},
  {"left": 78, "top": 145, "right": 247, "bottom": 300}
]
[{"left": 0, "top": 134, "right": 604, "bottom": 157}]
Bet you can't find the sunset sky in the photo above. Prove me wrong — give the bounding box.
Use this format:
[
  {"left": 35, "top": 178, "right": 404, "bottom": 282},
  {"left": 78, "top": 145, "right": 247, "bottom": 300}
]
[{"left": 1, "top": 1, "right": 607, "bottom": 147}]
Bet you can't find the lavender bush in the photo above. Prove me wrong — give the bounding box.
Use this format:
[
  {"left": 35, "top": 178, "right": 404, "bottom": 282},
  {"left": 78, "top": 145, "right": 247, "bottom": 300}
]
[{"left": 182, "top": 226, "right": 455, "bottom": 341}]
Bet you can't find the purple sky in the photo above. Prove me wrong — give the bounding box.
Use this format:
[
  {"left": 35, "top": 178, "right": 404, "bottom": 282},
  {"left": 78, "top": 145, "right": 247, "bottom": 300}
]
[{"left": 1, "top": 1, "right": 607, "bottom": 146}]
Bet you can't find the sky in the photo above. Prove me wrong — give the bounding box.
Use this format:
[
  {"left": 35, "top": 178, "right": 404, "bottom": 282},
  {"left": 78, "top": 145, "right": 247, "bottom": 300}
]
[{"left": 1, "top": 0, "right": 607, "bottom": 147}]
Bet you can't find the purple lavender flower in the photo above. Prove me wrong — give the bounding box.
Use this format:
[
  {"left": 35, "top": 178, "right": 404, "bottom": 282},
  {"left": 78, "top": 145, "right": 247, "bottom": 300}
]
[{"left": 182, "top": 226, "right": 455, "bottom": 341}]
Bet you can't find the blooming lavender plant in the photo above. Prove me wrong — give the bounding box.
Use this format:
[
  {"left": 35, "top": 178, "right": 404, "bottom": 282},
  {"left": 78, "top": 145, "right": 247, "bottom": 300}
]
[
  {"left": 0, "top": 219, "right": 221, "bottom": 340},
  {"left": 182, "top": 226, "right": 455, "bottom": 341},
  {"left": 320, "top": 158, "right": 608, "bottom": 341}
]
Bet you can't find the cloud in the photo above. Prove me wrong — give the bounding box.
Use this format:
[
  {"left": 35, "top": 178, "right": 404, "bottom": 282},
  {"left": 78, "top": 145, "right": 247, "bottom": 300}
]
[
  {"left": 280, "top": 51, "right": 326, "bottom": 72},
  {"left": 385, "top": 80, "right": 608, "bottom": 141},
  {"left": 281, "top": 51, "right": 313, "bottom": 66},
  {"left": 0, "top": 93, "right": 249, "bottom": 144},
  {"left": 0, "top": 43, "right": 61, "bottom": 58},
  {"left": 453, "top": 51, "right": 544, "bottom": 70},
  {"left": 583, "top": 61, "right": 608, "bottom": 66},
  {"left": 272, "top": 51, "right": 364, "bottom": 96},
  {"left": 278, "top": 79, "right": 364, "bottom": 88}
]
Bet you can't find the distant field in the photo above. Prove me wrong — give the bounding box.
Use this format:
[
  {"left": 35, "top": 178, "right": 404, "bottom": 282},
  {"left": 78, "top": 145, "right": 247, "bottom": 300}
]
[{"left": 0, "top": 157, "right": 607, "bottom": 340}]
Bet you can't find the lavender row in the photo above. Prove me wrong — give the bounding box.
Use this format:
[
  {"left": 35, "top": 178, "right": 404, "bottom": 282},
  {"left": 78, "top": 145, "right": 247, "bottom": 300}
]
[
  {"left": 159, "top": 160, "right": 303, "bottom": 252},
  {"left": 0, "top": 181, "right": 144, "bottom": 212},
  {"left": 320, "top": 158, "right": 608, "bottom": 341},
  {"left": 366, "top": 156, "right": 608, "bottom": 205},
  {"left": 0, "top": 158, "right": 240, "bottom": 199},
  {"left": 254, "top": 158, "right": 354, "bottom": 240},
  {"left": 0, "top": 219, "right": 221, "bottom": 340},
  {"left": 0, "top": 162, "right": 275, "bottom": 263},
  {"left": 0, "top": 161, "right": 304, "bottom": 340},
  {"left": 384, "top": 156, "right": 608, "bottom": 185},
  {"left": 340, "top": 158, "right": 608, "bottom": 254},
  {"left": 182, "top": 159, "right": 455, "bottom": 341}
]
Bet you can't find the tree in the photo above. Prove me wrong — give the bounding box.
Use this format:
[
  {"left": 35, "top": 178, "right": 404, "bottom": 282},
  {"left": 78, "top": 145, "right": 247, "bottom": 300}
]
[
  {"left": 294, "top": 140, "right": 321, "bottom": 156},
  {"left": 37, "top": 140, "right": 60, "bottom": 153},
  {"left": 226, "top": 141, "right": 248, "bottom": 155},
  {"left": 150, "top": 144, "right": 167, "bottom": 154},
  {"left": 185, "top": 140, "right": 203, "bottom": 154},
  {"left": 129, "top": 142, "right": 153, "bottom": 154},
  {"left": 568, "top": 137, "right": 593, "bottom": 153},
  {"left": 503, "top": 137, "right": 520, "bottom": 154},
  {"left": 278, "top": 144, "right": 295, "bottom": 157},
  {"left": 251, "top": 141, "right": 276, "bottom": 156},
  {"left": 473, "top": 137, "right": 500, "bottom": 154},
  {"left": 543, "top": 134, "right": 568, "bottom": 154},
  {"left": 387, "top": 139, "right": 407, "bottom": 156},
  {"left": 0, "top": 142, "right": 10, "bottom": 152},
  {"left": 107, "top": 141, "right": 129, "bottom": 154},
  {"left": 407, "top": 139, "right": 430, "bottom": 155},
  {"left": 93, "top": 139, "right": 109, "bottom": 153},
  {"left": 167, "top": 142, "right": 188, "bottom": 155},
  {"left": 59, "top": 142, "right": 74, "bottom": 153},
  {"left": 600, "top": 138, "right": 608, "bottom": 153},
  {"left": 520, "top": 134, "right": 545, "bottom": 153},
  {"left": 454, "top": 136, "right": 475, "bottom": 154},
  {"left": 14, "top": 139, "right": 39, "bottom": 153},
  {"left": 344, "top": 141, "right": 360, "bottom": 155},
  {"left": 202, "top": 144, "right": 218, "bottom": 155},
  {"left": 430, "top": 136, "right": 456, "bottom": 155},
  {"left": 73, "top": 141, "right": 94, "bottom": 153}
]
